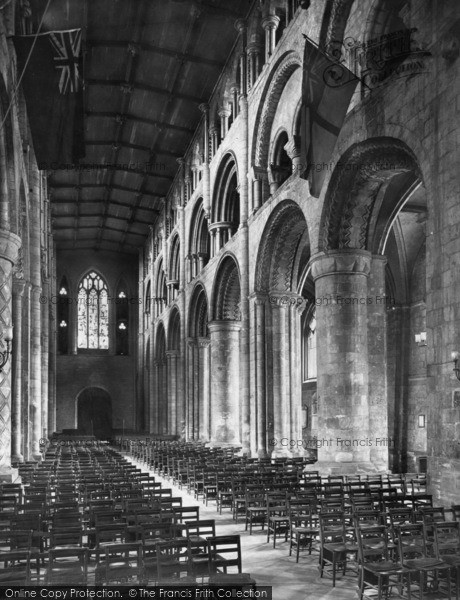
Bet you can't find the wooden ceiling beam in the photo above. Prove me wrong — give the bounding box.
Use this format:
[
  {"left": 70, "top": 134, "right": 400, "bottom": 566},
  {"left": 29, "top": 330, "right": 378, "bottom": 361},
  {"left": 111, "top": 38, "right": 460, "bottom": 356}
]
[
  {"left": 86, "top": 40, "right": 225, "bottom": 69},
  {"left": 86, "top": 110, "right": 194, "bottom": 134}
]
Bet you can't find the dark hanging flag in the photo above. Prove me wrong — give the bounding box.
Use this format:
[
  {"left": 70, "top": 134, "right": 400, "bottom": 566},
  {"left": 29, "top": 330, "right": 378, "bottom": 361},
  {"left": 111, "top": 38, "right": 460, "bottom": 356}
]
[
  {"left": 300, "top": 36, "right": 359, "bottom": 197},
  {"left": 13, "top": 29, "right": 85, "bottom": 168}
]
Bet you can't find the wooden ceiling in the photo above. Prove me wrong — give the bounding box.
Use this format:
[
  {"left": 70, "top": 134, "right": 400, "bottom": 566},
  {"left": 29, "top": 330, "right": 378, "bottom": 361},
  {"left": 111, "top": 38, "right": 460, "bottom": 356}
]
[{"left": 34, "top": 0, "right": 250, "bottom": 254}]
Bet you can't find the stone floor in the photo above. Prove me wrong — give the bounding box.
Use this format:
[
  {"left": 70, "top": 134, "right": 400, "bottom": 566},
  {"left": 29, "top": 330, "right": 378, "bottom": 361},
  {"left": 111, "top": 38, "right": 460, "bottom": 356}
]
[{"left": 128, "top": 456, "right": 359, "bottom": 600}]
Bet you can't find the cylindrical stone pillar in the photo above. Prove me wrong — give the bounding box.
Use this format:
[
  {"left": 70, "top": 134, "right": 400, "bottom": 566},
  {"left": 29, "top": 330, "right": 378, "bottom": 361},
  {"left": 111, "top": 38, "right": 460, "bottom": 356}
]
[
  {"left": 368, "top": 255, "right": 389, "bottom": 470},
  {"left": 255, "top": 297, "right": 267, "bottom": 457},
  {"left": 30, "top": 283, "right": 42, "bottom": 460},
  {"left": 198, "top": 338, "right": 211, "bottom": 441},
  {"left": 41, "top": 277, "right": 49, "bottom": 440},
  {"left": 0, "top": 230, "right": 21, "bottom": 478},
  {"left": 209, "top": 321, "right": 241, "bottom": 445},
  {"left": 310, "top": 250, "right": 372, "bottom": 470},
  {"left": 11, "top": 276, "right": 25, "bottom": 463},
  {"left": 186, "top": 339, "right": 196, "bottom": 440},
  {"left": 166, "top": 351, "right": 178, "bottom": 435}
]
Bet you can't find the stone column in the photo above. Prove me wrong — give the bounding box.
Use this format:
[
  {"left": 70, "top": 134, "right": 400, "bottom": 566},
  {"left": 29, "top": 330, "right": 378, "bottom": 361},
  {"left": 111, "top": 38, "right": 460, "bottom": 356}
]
[
  {"left": 160, "top": 360, "right": 168, "bottom": 434},
  {"left": 209, "top": 321, "right": 241, "bottom": 445},
  {"left": 41, "top": 276, "right": 49, "bottom": 441},
  {"left": 235, "top": 19, "right": 247, "bottom": 95},
  {"left": 199, "top": 104, "right": 211, "bottom": 219},
  {"left": 270, "top": 300, "right": 291, "bottom": 456},
  {"left": 247, "top": 39, "right": 262, "bottom": 89},
  {"left": 0, "top": 230, "right": 21, "bottom": 479},
  {"left": 48, "top": 243, "right": 57, "bottom": 435},
  {"left": 186, "top": 339, "right": 195, "bottom": 440},
  {"left": 152, "top": 360, "right": 160, "bottom": 434},
  {"left": 11, "top": 276, "right": 25, "bottom": 464},
  {"left": 252, "top": 166, "right": 268, "bottom": 213},
  {"left": 310, "top": 250, "right": 372, "bottom": 472},
  {"left": 262, "top": 15, "right": 280, "bottom": 62},
  {"left": 166, "top": 351, "right": 178, "bottom": 435},
  {"left": 198, "top": 337, "right": 211, "bottom": 440},
  {"left": 285, "top": 136, "right": 302, "bottom": 175},
  {"left": 239, "top": 94, "right": 250, "bottom": 454},
  {"left": 218, "top": 105, "right": 231, "bottom": 140},
  {"left": 178, "top": 205, "right": 186, "bottom": 440},
  {"left": 254, "top": 296, "right": 268, "bottom": 457},
  {"left": 209, "top": 125, "right": 218, "bottom": 158},
  {"left": 368, "top": 255, "right": 389, "bottom": 470},
  {"left": 30, "top": 282, "right": 42, "bottom": 460}
]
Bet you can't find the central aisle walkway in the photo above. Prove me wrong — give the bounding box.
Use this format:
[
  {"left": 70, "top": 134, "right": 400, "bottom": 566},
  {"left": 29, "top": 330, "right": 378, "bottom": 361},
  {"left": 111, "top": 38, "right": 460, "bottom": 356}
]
[{"left": 126, "top": 455, "right": 357, "bottom": 600}]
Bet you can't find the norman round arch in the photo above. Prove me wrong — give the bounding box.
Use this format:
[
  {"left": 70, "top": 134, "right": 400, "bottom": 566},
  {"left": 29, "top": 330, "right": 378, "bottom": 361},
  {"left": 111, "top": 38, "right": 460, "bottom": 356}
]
[
  {"left": 255, "top": 200, "right": 309, "bottom": 293},
  {"left": 76, "top": 387, "right": 112, "bottom": 439},
  {"left": 188, "top": 283, "right": 209, "bottom": 338},
  {"left": 212, "top": 254, "right": 241, "bottom": 321},
  {"left": 319, "top": 137, "right": 422, "bottom": 252},
  {"left": 167, "top": 306, "right": 181, "bottom": 351},
  {"left": 252, "top": 51, "right": 302, "bottom": 169}
]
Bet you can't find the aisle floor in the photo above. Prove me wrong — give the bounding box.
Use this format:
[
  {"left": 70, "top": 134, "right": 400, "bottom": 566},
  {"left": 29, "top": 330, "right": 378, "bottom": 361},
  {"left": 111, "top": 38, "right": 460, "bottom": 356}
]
[{"left": 127, "top": 455, "right": 358, "bottom": 600}]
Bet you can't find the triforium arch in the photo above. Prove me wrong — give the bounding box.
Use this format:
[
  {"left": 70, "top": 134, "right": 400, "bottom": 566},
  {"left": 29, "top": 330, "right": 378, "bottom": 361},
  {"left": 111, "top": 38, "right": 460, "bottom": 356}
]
[
  {"left": 209, "top": 255, "right": 242, "bottom": 445},
  {"left": 187, "top": 283, "right": 210, "bottom": 441},
  {"left": 154, "top": 258, "right": 167, "bottom": 318},
  {"left": 168, "top": 234, "right": 180, "bottom": 303},
  {"left": 253, "top": 200, "right": 310, "bottom": 457},
  {"left": 311, "top": 136, "right": 425, "bottom": 472},
  {"left": 153, "top": 321, "right": 167, "bottom": 435},
  {"left": 188, "top": 198, "right": 210, "bottom": 282},
  {"left": 253, "top": 51, "right": 302, "bottom": 169},
  {"left": 210, "top": 154, "right": 240, "bottom": 255},
  {"left": 252, "top": 51, "right": 302, "bottom": 205}
]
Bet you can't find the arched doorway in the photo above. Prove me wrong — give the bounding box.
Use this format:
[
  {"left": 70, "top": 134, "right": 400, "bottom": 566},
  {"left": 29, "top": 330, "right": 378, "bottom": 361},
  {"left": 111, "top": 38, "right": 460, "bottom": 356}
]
[{"left": 77, "top": 387, "right": 112, "bottom": 439}]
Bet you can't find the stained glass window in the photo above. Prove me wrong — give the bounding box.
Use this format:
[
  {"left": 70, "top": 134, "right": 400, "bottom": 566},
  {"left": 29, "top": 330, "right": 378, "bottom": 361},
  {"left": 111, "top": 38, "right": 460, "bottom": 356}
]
[{"left": 78, "top": 271, "right": 109, "bottom": 349}]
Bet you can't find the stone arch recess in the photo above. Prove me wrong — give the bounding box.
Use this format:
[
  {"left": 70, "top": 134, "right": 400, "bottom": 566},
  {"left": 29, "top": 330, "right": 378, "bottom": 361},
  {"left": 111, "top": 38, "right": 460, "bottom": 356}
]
[
  {"left": 255, "top": 200, "right": 309, "bottom": 293},
  {"left": 320, "top": 137, "right": 422, "bottom": 252},
  {"left": 253, "top": 51, "right": 302, "bottom": 170},
  {"left": 212, "top": 255, "right": 241, "bottom": 321}
]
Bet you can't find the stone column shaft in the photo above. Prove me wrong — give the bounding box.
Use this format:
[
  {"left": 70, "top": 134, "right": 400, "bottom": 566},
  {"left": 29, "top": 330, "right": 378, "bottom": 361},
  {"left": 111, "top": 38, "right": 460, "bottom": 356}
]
[
  {"left": 209, "top": 321, "right": 241, "bottom": 444},
  {"left": 368, "top": 255, "right": 389, "bottom": 469},
  {"left": 198, "top": 338, "right": 211, "bottom": 440},
  {"left": 0, "top": 230, "right": 21, "bottom": 477},
  {"left": 41, "top": 278, "right": 49, "bottom": 439},
  {"left": 11, "top": 278, "right": 25, "bottom": 463},
  {"left": 255, "top": 298, "right": 267, "bottom": 457},
  {"left": 311, "top": 250, "right": 372, "bottom": 469}
]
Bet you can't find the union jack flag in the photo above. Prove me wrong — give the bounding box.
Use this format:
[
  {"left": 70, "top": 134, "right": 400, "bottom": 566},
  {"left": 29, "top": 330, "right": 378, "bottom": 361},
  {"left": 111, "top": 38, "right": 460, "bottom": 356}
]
[{"left": 49, "top": 29, "right": 82, "bottom": 94}]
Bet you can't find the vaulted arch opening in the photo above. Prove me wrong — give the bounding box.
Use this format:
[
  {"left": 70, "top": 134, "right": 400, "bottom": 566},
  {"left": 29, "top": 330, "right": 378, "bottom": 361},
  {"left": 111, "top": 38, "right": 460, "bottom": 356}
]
[
  {"left": 314, "top": 136, "right": 425, "bottom": 471},
  {"left": 254, "top": 201, "right": 310, "bottom": 456},
  {"left": 77, "top": 387, "right": 112, "bottom": 440},
  {"left": 187, "top": 284, "right": 210, "bottom": 441},
  {"left": 211, "top": 155, "right": 240, "bottom": 255},
  {"left": 210, "top": 256, "right": 242, "bottom": 445}
]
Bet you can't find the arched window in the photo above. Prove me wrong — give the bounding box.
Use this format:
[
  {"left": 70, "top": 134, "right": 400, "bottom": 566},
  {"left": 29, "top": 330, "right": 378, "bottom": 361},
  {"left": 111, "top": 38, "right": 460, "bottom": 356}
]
[
  {"left": 270, "top": 131, "right": 292, "bottom": 189},
  {"left": 302, "top": 308, "right": 317, "bottom": 381},
  {"left": 116, "top": 280, "right": 129, "bottom": 355},
  {"left": 58, "top": 276, "right": 69, "bottom": 354},
  {"left": 77, "top": 271, "right": 109, "bottom": 350}
]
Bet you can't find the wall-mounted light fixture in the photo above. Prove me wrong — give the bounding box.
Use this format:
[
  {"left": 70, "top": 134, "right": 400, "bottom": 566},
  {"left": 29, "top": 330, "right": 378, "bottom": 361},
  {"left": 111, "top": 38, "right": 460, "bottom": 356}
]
[
  {"left": 418, "top": 414, "right": 426, "bottom": 428},
  {"left": 452, "top": 351, "right": 460, "bottom": 381},
  {"left": 415, "top": 332, "right": 427, "bottom": 346},
  {"left": 0, "top": 325, "right": 13, "bottom": 373}
]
